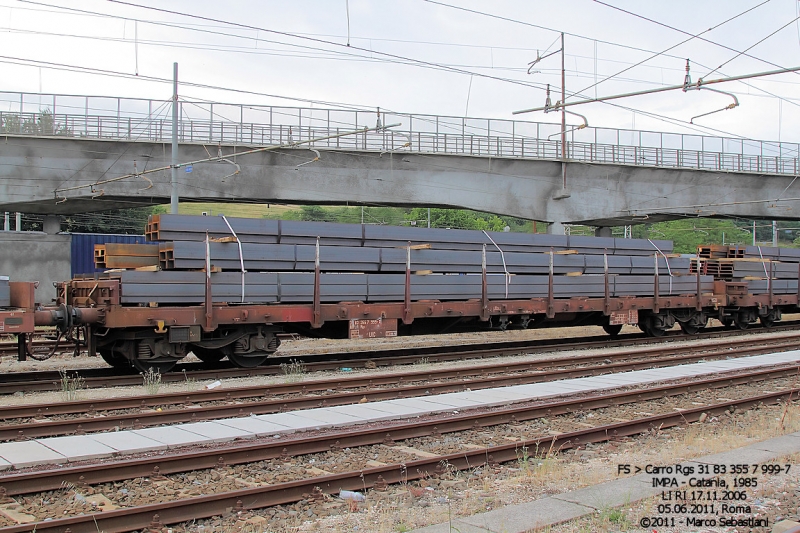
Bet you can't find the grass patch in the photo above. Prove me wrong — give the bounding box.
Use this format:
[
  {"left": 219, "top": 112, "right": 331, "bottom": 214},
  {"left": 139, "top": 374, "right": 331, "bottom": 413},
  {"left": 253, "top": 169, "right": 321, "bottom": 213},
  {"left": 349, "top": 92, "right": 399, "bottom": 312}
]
[
  {"left": 58, "top": 370, "right": 85, "bottom": 401},
  {"left": 280, "top": 359, "right": 307, "bottom": 383},
  {"left": 141, "top": 368, "right": 162, "bottom": 395}
]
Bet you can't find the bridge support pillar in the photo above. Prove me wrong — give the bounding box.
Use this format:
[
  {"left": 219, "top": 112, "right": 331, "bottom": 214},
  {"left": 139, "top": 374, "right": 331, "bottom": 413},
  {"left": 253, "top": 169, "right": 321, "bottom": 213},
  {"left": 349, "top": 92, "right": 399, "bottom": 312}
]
[
  {"left": 547, "top": 221, "right": 565, "bottom": 235},
  {"left": 42, "top": 215, "right": 61, "bottom": 234},
  {"left": 594, "top": 227, "right": 613, "bottom": 238}
]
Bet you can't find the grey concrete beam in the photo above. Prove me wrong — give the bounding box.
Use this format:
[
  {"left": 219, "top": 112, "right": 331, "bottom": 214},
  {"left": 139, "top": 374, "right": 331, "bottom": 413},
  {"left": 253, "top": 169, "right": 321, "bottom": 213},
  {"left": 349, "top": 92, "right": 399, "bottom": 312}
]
[{"left": 1, "top": 136, "right": 798, "bottom": 225}]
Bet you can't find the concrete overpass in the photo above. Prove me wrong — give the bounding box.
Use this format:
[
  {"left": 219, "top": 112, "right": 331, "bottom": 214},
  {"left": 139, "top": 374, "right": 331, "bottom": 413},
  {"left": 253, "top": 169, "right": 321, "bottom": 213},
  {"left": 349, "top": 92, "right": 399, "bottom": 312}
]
[{"left": 1, "top": 91, "right": 799, "bottom": 235}]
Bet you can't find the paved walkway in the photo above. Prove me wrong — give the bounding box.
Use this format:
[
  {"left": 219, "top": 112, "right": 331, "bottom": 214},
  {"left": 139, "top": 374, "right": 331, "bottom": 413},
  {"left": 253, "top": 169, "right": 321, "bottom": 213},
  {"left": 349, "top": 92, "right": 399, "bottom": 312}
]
[
  {"left": 0, "top": 350, "right": 799, "bottom": 470},
  {"left": 411, "top": 432, "right": 800, "bottom": 533}
]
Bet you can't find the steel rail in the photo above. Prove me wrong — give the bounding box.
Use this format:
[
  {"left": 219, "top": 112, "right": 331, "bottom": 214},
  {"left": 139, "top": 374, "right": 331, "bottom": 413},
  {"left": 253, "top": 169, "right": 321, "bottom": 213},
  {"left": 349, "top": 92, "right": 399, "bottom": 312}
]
[
  {"left": 2, "top": 334, "right": 799, "bottom": 440},
  {"left": 5, "top": 328, "right": 799, "bottom": 420},
  {"left": 0, "top": 362, "right": 796, "bottom": 499},
  {"left": 1, "top": 322, "right": 796, "bottom": 395},
  {"left": 0, "top": 376, "right": 797, "bottom": 533}
]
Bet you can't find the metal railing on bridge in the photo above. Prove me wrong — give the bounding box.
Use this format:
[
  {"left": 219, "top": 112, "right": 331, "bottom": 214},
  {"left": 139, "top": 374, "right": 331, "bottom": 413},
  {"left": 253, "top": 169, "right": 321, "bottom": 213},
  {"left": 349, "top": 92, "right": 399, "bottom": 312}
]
[{"left": 1, "top": 91, "right": 797, "bottom": 176}]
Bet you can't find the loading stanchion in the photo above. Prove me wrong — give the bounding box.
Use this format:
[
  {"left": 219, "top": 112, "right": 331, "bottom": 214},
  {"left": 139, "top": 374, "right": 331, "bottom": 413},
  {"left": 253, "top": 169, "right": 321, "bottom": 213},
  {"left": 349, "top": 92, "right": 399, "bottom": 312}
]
[
  {"left": 547, "top": 249, "right": 555, "bottom": 319},
  {"left": 204, "top": 232, "right": 213, "bottom": 331},
  {"left": 653, "top": 253, "right": 660, "bottom": 314},
  {"left": 603, "top": 250, "right": 610, "bottom": 316},
  {"left": 695, "top": 254, "right": 702, "bottom": 311},
  {"left": 480, "top": 244, "right": 489, "bottom": 321},
  {"left": 403, "top": 242, "right": 412, "bottom": 325},
  {"left": 312, "top": 237, "right": 322, "bottom": 328},
  {"left": 769, "top": 260, "right": 774, "bottom": 310}
]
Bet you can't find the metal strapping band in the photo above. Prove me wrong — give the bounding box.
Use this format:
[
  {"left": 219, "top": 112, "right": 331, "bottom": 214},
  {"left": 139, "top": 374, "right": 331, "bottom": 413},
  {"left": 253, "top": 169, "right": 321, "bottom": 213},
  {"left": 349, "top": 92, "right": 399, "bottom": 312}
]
[
  {"left": 221, "top": 215, "right": 246, "bottom": 303},
  {"left": 648, "top": 239, "right": 673, "bottom": 295},
  {"left": 482, "top": 230, "right": 510, "bottom": 298},
  {"left": 757, "top": 246, "right": 770, "bottom": 278}
]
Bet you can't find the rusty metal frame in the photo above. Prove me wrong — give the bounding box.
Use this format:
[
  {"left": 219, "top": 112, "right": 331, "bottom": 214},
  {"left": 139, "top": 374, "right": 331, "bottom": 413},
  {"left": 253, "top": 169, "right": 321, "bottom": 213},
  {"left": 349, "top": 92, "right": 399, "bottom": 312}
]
[
  {"left": 652, "top": 253, "right": 660, "bottom": 314},
  {"left": 312, "top": 237, "right": 322, "bottom": 328},
  {"left": 603, "top": 251, "right": 610, "bottom": 316},
  {"left": 402, "top": 243, "right": 412, "bottom": 325}
]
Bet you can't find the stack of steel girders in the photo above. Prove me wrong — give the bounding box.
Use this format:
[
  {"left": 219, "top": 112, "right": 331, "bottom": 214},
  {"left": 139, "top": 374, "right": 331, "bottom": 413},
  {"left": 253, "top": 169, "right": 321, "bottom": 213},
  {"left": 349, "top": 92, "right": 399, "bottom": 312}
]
[
  {"left": 747, "top": 279, "right": 799, "bottom": 294},
  {"left": 111, "top": 271, "right": 716, "bottom": 305},
  {"left": 95, "top": 244, "right": 160, "bottom": 269},
  {"left": 157, "top": 240, "right": 689, "bottom": 275},
  {"left": 146, "top": 214, "right": 673, "bottom": 255},
  {"left": 0, "top": 277, "right": 9, "bottom": 307},
  {"left": 83, "top": 214, "right": 715, "bottom": 306},
  {"left": 744, "top": 246, "right": 800, "bottom": 262}
]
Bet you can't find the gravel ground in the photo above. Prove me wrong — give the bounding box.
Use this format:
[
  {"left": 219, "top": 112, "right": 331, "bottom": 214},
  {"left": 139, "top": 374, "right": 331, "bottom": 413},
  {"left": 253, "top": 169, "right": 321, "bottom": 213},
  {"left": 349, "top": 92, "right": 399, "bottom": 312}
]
[{"left": 1, "top": 375, "right": 798, "bottom": 532}]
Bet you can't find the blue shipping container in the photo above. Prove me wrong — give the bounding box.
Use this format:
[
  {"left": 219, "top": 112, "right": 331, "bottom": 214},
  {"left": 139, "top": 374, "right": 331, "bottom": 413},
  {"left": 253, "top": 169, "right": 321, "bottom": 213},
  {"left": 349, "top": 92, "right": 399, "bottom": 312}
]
[{"left": 70, "top": 233, "right": 148, "bottom": 277}]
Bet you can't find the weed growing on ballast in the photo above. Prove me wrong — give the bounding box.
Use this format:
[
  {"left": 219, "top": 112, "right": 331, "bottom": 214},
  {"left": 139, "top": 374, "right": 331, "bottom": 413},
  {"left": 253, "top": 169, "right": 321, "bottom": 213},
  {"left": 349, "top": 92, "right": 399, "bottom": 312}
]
[
  {"left": 58, "top": 370, "right": 85, "bottom": 401},
  {"left": 141, "top": 368, "right": 162, "bottom": 395}
]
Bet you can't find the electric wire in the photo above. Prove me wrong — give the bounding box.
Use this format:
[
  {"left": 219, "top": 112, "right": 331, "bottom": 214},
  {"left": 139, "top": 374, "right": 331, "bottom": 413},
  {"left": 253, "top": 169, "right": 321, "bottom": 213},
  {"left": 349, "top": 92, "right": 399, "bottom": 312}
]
[
  {"left": 575, "top": 0, "right": 772, "bottom": 98},
  {"left": 594, "top": 0, "right": 800, "bottom": 79}
]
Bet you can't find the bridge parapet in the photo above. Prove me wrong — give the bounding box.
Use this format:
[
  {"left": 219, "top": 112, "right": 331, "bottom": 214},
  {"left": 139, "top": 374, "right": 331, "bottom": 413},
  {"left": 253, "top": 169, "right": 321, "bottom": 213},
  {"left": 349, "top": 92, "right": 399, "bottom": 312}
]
[{"left": 1, "top": 91, "right": 797, "bottom": 177}]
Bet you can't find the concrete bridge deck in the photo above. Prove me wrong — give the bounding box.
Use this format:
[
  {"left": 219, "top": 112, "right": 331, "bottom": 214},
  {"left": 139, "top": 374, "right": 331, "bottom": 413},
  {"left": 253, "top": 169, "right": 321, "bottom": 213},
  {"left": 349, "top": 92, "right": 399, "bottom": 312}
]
[{"left": 1, "top": 91, "right": 798, "bottom": 230}]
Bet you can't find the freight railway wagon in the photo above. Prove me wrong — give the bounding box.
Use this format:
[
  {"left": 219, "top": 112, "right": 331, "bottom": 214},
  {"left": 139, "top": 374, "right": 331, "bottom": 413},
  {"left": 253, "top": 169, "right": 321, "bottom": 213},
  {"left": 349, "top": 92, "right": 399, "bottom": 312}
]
[{"left": 55, "top": 215, "right": 800, "bottom": 372}]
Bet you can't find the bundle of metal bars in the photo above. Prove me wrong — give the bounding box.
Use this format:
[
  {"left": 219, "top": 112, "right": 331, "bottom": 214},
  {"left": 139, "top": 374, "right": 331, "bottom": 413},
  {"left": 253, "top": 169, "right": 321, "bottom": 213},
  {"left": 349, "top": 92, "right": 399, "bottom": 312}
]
[
  {"left": 744, "top": 245, "right": 800, "bottom": 262},
  {"left": 157, "top": 240, "right": 690, "bottom": 275},
  {"left": 145, "top": 214, "right": 673, "bottom": 255},
  {"left": 0, "top": 276, "right": 9, "bottom": 307},
  {"left": 94, "top": 244, "right": 160, "bottom": 269},
  {"left": 747, "top": 279, "right": 799, "bottom": 294},
  {"left": 691, "top": 257, "right": 799, "bottom": 281},
  {"left": 108, "top": 270, "right": 717, "bottom": 305}
]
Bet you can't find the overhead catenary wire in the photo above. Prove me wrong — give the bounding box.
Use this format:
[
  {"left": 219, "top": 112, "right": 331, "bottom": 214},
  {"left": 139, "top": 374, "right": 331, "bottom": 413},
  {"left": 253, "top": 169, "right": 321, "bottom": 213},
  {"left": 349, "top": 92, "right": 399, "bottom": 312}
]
[
  {"left": 594, "top": 0, "right": 800, "bottom": 80},
  {"left": 5, "top": 2, "right": 797, "bottom": 143},
  {"left": 573, "top": 0, "right": 772, "bottom": 98}
]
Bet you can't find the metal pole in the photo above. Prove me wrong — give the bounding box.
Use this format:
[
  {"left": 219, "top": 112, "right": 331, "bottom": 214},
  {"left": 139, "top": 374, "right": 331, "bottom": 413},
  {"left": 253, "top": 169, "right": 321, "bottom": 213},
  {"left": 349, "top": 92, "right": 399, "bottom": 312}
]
[
  {"left": 427, "top": 208, "right": 431, "bottom": 228},
  {"left": 560, "top": 32, "right": 567, "bottom": 191},
  {"left": 753, "top": 220, "right": 756, "bottom": 246},
  {"left": 15, "top": 213, "right": 21, "bottom": 232},
  {"left": 772, "top": 220, "right": 778, "bottom": 247},
  {"left": 3, "top": 213, "right": 8, "bottom": 232},
  {"left": 514, "top": 64, "right": 800, "bottom": 115},
  {"left": 170, "top": 62, "right": 179, "bottom": 215}
]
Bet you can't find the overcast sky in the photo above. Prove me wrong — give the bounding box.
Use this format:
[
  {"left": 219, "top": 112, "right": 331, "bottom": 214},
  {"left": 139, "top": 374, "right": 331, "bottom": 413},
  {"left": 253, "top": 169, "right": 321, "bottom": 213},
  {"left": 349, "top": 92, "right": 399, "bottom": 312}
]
[{"left": 1, "top": 0, "right": 799, "bottom": 144}]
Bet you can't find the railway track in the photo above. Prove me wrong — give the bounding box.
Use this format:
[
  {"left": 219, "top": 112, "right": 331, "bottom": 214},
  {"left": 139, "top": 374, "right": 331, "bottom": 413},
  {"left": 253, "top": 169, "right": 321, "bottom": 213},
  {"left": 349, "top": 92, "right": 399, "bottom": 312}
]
[
  {"left": 1, "top": 322, "right": 798, "bottom": 395},
  {"left": 0, "top": 360, "right": 797, "bottom": 533},
  {"left": 3, "top": 330, "right": 800, "bottom": 440}
]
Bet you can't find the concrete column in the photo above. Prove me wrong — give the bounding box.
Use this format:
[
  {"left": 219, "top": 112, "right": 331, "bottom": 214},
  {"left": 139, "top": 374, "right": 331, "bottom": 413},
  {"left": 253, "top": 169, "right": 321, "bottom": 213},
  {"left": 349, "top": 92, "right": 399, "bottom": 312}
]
[
  {"left": 42, "top": 215, "right": 62, "bottom": 234},
  {"left": 594, "top": 227, "right": 613, "bottom": 238},
  {"left": 547, "top": 221, "right": 565, "bottom": 235}
]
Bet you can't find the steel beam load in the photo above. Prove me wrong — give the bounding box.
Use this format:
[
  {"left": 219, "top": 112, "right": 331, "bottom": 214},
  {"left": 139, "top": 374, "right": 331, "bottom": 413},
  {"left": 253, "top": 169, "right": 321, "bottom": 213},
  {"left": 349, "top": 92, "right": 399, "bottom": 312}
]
[
  {"left": 156, "top": 241, "right": 689, "bottom": 275},
  {"left": 0, "top": 276, "right": 9, "bottom": 307},
  {"left": 94, "top": 243, "right": 160, "bottom": 269},
  {"left": 109, "top": 270, "right": 716, "bottom": 306},
  {"left": 146, "top": 214, "right": 673, "bottom": 255}
]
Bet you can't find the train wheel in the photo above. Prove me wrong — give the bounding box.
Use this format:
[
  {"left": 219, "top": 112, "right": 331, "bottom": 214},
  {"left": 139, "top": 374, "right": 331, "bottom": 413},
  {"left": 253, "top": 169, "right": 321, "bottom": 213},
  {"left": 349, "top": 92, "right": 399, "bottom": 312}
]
[
  {"left": 760, "top": 316, "right": 775, "bottom": 328},
  {"left": 733, "top": 319, "right": 749, "bottom": 330},
  {"left": 602, "top": 324, "right": 623, "bottom": 337},
  {"left": 227, "top": 352, "right": 269, "bottom": 368},
  {"left": 99, "top": 348, "right": 129, "bottom": 369},
  {"left": 679, "top": 322, "right": 699, "bottom": 335},
  {"left": 720, "top": 318, "right": 734, "bottom": 329},
  {"left": 642, "top": 317, "right": 666, "bottom": 337},
  {"left": 191, "top": 347, "right": 226, "bottom": 363}
]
